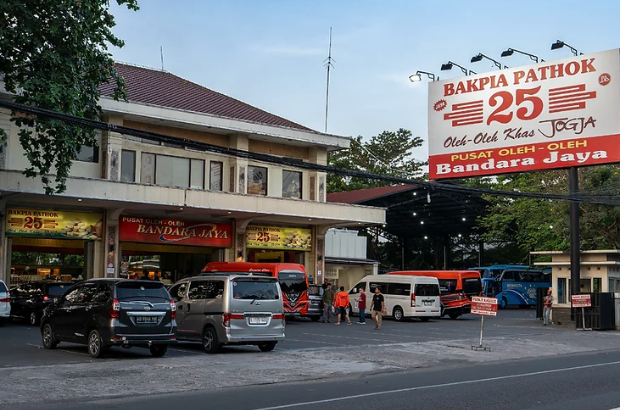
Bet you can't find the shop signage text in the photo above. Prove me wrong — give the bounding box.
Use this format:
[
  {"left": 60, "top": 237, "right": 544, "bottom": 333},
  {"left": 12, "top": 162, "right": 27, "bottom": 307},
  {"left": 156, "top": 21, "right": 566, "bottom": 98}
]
[
  {"left": 6, "top": 208, "right": 103, "bottom": 239},
  {"left": 246, "top": 226, "right": 312, "bottom": 251},
  {"left": 471, "top": 296, "right": 498, "bottom": 317},
  {"left": 571, "top": 294, "right": 592, "bottom": 308},
  {"left": 119, "top": 216, "right": 232, "bottom": 247},
  {"left": 428, "top": 49, "right": 620, "bottom": 179}
]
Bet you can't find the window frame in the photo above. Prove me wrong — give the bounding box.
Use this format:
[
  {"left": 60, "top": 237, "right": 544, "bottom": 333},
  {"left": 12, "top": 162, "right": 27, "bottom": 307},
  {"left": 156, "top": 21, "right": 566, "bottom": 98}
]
[
  {"left": 282, "top": 170, "right": 303, "bottom": 199},
  {"left": 248, "top": 165, "right": 268, "bottom": 196},
  {"left": 76, "top": 143, "right": 100, "bottom": 163},
  {"left": 121, "top": 150, "right": 137, "bottom": 183},
  {"left": 209, "top": 161, "right": 224, "bottom": 192}
]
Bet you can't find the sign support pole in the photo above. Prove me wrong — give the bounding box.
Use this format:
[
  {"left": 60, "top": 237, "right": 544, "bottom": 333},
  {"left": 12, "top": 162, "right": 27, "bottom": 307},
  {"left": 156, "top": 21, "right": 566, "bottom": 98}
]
[
  {"left": 569, "top": 167, "right": 581, "bottom": 322},
  {"left": 479, "top": 315, "right": 485, "bottom": 347},
  {"left": 471, "top": 296, "right": 495, "bottom": 351}
]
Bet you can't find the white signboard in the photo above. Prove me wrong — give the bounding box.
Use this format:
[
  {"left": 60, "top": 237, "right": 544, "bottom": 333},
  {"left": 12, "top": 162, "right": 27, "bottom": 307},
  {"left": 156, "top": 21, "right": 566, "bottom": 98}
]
[{"left": 428, "top": 49, "right": 620, "bottom": 179}]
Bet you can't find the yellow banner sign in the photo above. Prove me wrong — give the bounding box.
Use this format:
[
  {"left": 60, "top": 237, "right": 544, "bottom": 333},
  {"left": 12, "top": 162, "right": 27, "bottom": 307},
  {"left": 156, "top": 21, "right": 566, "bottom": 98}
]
[
  {"left": 246, "top": 226, "right": 312, "bottom": 251},
  {"left": 6, "top": 208, "right": 104, "bottom": 240}
]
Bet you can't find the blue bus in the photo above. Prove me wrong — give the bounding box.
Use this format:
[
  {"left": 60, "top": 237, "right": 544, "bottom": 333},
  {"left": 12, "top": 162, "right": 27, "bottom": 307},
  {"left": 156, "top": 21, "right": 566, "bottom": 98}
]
[
  {"left": 481, "top": 269, "right": 551, "bottom": 308},
  {"left": 469, "top": 265, "right": 532, "bottom": 279}
]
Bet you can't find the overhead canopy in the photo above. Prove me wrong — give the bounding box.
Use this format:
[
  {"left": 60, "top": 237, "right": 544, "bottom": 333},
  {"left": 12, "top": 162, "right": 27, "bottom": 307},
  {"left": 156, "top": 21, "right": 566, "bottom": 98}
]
[{"left": 327, "top": 184, "right": 488, "bottom": 240}]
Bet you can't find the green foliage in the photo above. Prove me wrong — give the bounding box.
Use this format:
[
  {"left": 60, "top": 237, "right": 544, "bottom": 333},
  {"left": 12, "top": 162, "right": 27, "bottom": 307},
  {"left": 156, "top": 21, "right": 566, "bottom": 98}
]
[
  {"left": 327, "top": 128, "right": 426, "bottom": 192},
  {"left": 0, "top": 0, "right": 138, "bottom": 194}
]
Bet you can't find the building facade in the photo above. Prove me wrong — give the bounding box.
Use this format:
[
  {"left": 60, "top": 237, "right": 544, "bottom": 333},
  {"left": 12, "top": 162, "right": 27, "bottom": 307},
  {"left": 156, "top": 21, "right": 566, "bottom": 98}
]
[
  {"left": 324, "top": 229, "right": 378, "bottom": 290},
  {"left": 0, "top": 63, "right": 385, "bottom": 285}
]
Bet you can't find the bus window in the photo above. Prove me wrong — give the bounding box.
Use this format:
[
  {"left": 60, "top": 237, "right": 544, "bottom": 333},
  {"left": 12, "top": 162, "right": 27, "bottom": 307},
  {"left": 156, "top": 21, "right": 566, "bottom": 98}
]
[
  {"left": 386, "top": 283, "right": 411, "bottom": 296},
  {"left": 462, "top": 277, "right": 482, "bottom": 296},
  {"left": 502, "top": 271, "right": 517, "bottom": 282}
]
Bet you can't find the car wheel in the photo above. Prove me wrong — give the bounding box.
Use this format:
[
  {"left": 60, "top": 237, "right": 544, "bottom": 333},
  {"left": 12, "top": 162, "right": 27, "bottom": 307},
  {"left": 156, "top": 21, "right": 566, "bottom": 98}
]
[
  {"left": 420, "top": 317, "right": 430, "bottom": 322},
  {"left": 258, "top": 342, "right": 277, "bottom": 352},
  {"left": 29, "top": 311, "right": 39, "bottom": 326},
  {"left": 202, "top": 327, "right": 221, "bottom": 354},
  {"left": 88, "top": 329, "right": 105, "bottom": 358},
  {"left": 448, "top": 311, "right": 461, "bottom": 320},
  {"left": 499, "top": 297, "right": 508, "bottom": 309},
  {"left": 149, "top": 345, "right": 168, "bottom": 357},
  {"left": 42, "top": 323, "right": 58, "bottom": 349},
  {"left": 393, "top": 306, "right": 404, "bottom": 322}
]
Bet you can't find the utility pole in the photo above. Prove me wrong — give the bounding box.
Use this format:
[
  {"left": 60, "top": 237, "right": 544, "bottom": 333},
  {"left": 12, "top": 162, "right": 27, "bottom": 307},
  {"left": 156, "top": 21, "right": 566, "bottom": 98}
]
[
  {"left": 160, "top": 46, "right": 165, "bottom": 71},
  {"left": 324, "top": 28, "right": 334, "bottom": 133}
]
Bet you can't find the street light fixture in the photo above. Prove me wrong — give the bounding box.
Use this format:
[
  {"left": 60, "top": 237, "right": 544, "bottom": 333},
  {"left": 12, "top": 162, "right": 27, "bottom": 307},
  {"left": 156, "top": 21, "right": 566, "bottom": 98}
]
[
  {"left": 500, "top": 48, "right": 544, "bottom": 63},
  {"left": 440, "top": 61, "right": 476, "bottom": 76},
  {"left": 409, "top": 70, "right": 438, "bottom": 82},
  {"left": 551, "top": 40, "right": 581, "bottom": 56},
  {"left": 471, "top": 53, "right": 507, "bottom": 69}
]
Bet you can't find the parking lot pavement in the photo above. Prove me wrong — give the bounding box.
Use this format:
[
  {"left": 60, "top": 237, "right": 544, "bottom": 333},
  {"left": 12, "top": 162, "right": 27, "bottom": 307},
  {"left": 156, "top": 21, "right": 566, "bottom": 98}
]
[{"left": 0, "top": 309, "right": 558, "bottom": 368}]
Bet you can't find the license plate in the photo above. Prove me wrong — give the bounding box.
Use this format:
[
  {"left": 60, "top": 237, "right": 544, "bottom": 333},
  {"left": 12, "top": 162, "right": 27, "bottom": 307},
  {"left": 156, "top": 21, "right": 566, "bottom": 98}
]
[
  {"left": 136, "top": 316, "right": 159, "bottom": 324},
  {"left": 249, "top": 317, "right": 268, "bottom": 324}
]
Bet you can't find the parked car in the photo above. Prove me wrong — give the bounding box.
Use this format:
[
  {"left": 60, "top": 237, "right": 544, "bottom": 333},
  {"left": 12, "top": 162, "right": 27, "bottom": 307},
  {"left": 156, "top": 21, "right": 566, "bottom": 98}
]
[
  {"left": 307, "top": 284, "right": 323, "bottom": 321},
  {"left": 40, "top": 279, "right": 177, "bottom": 358},
  {"left": 168, "top": 273, "right": 285, "bottom": 353},
  {"left": 10, "top": 281, "right": 74, "bottom": 325},
  {"left": 0, "top": 280, "right": 10, "bottom": 326}
]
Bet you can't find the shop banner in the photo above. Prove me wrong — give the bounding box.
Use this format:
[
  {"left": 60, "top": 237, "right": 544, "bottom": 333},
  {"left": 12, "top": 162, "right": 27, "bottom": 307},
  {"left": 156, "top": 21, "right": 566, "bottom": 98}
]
[
  {"left": 428, "top": 49, "right": 620, "bottom": 179},
  {"left": 119, "top": 216, "right": 232, "bottom": 247},
  {"left": 6, "top": 208, "right": 103, "bottom": 239},
  {"left": 246, "top": 226, "right": 312, "bottom": 251}
]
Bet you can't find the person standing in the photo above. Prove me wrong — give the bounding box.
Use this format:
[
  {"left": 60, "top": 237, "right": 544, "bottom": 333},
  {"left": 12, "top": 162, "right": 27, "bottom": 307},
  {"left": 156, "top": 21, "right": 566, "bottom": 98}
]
[
  {"left": 370, "top": 286, "right": 385, "bottom": 330},
  {"left": 139, "top": 269, "right": 151, "bottom": 281},
  {"left": 334, "top": 286, "right": 352, "bottom": 326},
  {"left": 356, "top": 287, "right": 366, "bottom": 324},
  {"left": 321, "top": 283, "right": 334, "bottom": 324},
  {"left": 543, "top": 288, "right": 553, "bottom": 326}
]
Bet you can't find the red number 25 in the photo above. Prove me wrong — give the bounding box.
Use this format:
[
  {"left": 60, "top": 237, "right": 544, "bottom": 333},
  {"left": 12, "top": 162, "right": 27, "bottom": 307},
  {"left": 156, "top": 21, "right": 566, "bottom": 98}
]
[{"left": 487, "top": 86, "right": 543, "bottom": 125}]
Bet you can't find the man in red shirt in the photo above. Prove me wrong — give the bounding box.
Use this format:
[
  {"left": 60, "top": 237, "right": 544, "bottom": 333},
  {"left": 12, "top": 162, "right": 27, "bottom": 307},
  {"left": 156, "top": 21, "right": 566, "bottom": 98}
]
[{"left": 356, "top": 287, "right": 366, "bottom": 324}]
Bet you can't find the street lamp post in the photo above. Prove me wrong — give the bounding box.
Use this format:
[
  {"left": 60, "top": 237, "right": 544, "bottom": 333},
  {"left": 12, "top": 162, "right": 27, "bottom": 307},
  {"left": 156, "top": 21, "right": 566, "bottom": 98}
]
[
  {"left": 551, "top": 40, "right": 582, "bottom": 56},
  {"left": 409, "top": 70, "right": 438, "bottom": 82},
  {"left": 500, "top": 48, "right": 544, "bottom": 63},
  {"left": 440, "top": 61, "right": 476, "bottom": 76},
  {"left": 471, "top": 53, "right": 508, "bottom": 69}
]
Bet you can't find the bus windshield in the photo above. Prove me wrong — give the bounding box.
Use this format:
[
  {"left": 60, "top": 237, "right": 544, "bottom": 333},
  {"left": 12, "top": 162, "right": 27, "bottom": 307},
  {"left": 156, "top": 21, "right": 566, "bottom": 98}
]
[
  {"left": 462, "top": 277, "right": 482, "bottom": 296},
  {"left": 278, "top": 271, "right": 307, "bottom": 293}
]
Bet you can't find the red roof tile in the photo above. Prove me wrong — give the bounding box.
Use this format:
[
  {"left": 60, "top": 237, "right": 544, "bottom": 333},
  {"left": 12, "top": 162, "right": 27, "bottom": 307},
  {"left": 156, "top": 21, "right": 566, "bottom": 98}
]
[
  {"left": 99, "top": 63, "right": 312, "bottom": 131},
  {"left": 327, "top": 185, "right": 417, "bottom": 204}
]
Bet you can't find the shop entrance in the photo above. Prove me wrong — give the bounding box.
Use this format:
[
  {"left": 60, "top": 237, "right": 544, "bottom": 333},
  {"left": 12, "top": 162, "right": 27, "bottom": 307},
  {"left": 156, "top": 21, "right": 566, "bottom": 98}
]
[
  {"left": 7, "top": 237, "right": 94, "bottom": 285},
  {"left": 120, "top": 242, "right": 221, "bottom": 284}
]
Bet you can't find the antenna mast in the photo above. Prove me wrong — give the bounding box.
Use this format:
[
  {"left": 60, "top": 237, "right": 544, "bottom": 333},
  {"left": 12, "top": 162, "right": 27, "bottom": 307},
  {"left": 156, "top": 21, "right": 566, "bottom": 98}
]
[
  {"left": 324, "top": 27, "right": 334, "bottom": 133},
  {"left": 160, "top": 46, "right": 165, "bottom": 71}
]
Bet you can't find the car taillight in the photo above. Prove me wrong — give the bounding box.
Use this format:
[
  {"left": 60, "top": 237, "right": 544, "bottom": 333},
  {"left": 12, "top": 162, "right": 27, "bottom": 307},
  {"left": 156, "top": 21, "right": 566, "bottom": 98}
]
[
  {"left": 411, "top": 294, "right": 416, "bottom": 307},
  {"left": 109, "top": 298, "right": 121, "bottom": 319},
  {"left": 170, "top": 300, "right": 176, "bottom": 319},
  {"left": 42, "top": 295, "right": 50, "bottom": 302},
  {"left": 223, "top": 313, "right": 231, "bottom": 328},
  {"left": 0, "top": 298, "right": 9, "bottom": 303},
  {"left": 273, "top": 313, "right": 285, "bottom": 327}
]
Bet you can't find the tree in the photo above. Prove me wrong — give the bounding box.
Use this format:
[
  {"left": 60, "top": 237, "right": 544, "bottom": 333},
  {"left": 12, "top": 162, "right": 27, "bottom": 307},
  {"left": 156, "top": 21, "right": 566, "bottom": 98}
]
[
  {"left": 0, "top": 0, "right": 139, "bottom": 194},
  {"left": 327, "top": 128, "right": 426, "bottom": 192}
]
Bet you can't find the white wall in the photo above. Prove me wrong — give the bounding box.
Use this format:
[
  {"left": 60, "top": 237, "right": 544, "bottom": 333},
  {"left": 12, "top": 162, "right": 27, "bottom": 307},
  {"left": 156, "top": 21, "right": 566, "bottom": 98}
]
[{"left": 325, "top": 229, "right": 367, "bottom": 259}]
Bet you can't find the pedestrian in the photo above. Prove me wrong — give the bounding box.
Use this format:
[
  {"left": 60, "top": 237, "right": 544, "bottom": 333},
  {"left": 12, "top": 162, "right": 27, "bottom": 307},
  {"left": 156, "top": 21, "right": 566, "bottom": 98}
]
[
  {"left": 543, "top": 288, "right": 553, "bottom": 326},
  {"left": 370, "top": 286, "right": 386, "bottom": 330},
  {"left": 321, "top": 283, "right": 333, "bottom": 323},
  {"left": 139, "top": 269, "right": 151, "bottom": 281},
  {"left": 334, "top": 286, "right": 352, "bottom": 326},
  {"left": 356, "top": 287, "right": 366, "bottom": 324}
]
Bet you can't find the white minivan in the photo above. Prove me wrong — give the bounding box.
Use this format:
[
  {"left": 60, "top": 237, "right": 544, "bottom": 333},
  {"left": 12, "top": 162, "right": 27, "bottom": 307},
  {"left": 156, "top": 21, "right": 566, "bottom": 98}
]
[
  {"left": 0, "top": 280, "right": 10, "bottom": 326},
  {"left": 349, "top": 275, "right": 441, "bottom": 322}
]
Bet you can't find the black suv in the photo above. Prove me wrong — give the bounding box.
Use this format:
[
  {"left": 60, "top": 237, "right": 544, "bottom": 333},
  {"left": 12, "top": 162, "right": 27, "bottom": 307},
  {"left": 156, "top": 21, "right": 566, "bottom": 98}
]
[
  {"left": 41, "top": 279, "right": 177, "bottom": 358},
  {"left": 10, "top": 281, "right": 74, "bottom": 325}
]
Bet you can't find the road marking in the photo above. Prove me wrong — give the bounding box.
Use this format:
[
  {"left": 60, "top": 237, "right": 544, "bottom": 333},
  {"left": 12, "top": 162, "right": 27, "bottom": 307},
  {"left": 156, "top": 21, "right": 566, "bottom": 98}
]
[{"left": 249, "top": 360, "right": 620, "bottom": 410}]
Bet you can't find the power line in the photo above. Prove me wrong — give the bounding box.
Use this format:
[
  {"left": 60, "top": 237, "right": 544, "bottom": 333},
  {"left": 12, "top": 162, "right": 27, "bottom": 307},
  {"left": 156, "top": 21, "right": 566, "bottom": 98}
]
[{"left": 0, "top": 98, "right": 619, "bottom": 206}]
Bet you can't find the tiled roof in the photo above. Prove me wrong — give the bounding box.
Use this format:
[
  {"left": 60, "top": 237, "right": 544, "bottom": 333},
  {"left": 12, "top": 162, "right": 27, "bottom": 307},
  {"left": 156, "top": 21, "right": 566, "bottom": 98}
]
[
  {"left": 327, "top": 185, "right": 417, "bottom": 204},
  {"left": 99, "top": 63, "right": 312, "bottom": 131}
]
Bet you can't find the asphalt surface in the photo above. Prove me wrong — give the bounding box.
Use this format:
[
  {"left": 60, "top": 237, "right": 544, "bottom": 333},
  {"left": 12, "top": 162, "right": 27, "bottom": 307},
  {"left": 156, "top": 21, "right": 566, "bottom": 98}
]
[
  {"left": 0, "top": 309, "right": 549, "bottom": 367},
  {"left": 10, "top": 349, "right": 620, "bottom": 410}
]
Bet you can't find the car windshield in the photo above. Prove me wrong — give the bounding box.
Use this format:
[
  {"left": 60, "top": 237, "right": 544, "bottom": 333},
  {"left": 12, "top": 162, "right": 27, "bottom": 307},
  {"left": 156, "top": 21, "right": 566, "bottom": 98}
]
[
  {"left": 308, "top": 286, "right": 323, "bottom": 296},
  {"left": 116, "top": 282, "right": 170, "bottom": 301},
  {"left": 0, "top": 282, "right": 6, "bottom": 293},
  {"left": 278, "top": 271, "right": 307, "bottom": 293},
  {"left": 47, "top": 284, "right": 71, "bottom": 297},
  {"left": 232, "top": 279, "right": 279, "bottom": 300},
  {"left": 462, "top": 277, "right": 482, "bottom": 295}
]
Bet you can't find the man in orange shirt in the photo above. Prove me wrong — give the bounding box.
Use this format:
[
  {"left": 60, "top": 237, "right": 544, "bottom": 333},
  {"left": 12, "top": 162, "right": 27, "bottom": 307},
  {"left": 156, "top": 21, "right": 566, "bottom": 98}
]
[{"left": 334, "top": 286, "right": 352, "bottom": 326}]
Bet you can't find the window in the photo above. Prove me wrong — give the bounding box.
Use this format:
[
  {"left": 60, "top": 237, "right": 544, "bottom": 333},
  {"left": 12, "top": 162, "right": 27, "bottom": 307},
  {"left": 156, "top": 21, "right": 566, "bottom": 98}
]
[
  {"left": 279, "top": 271, "right": 307, "bottom": 293},
  {"left": 248, "top": 165, "right": 268, "bottom": 195},
  {"left": 593, "top": 277, "right": 602, "bottom": 293},
  {"left": 558, "top": 278, "right": 567, "bottom": 304},
  {"left": 93, "top": 284, "right": 112, "bottom": 303},
  {"left": 121, "top": 150, "right": 136, "bottom": 183},
  {"left": 502, "top": 271, "right": 517, "bottom": 281},
  {"left": 169, "top": 283, "right": 188, "bottom": 301},
  {"left": 368, "top": 282, "right": 388, "bottom": 294},
  {"left": 115, "top": 282, "right": 170, "bottom": 301},
  {"left": 47, "top": 284, "right": 71, "bottom": 297},
  {"left": 156, "top": 155, "right": 191, "bottom": 189},
  {"left": 386, "top": 282, "right": 411, "bottom": 296},
  {"left": 415, "top": 284, "right": 440, "bottom": 297},
  {"left": 76, "top": 143, "right": 99, "bottom": 163},
  {"left": 282, "top": 170, "right": 302, "bottom": 199},
  {"left": 190, "top": 159, "right": 205, "bottom": 189},
  {"left": 78, "top": 283, "right": 99, "bottom": 304},
  {"left": 209, "top": 161, "right": 223, "bottom": 191},
  {"left": 63, "top": 286, "right": 82, "bottom": 304},
  {"left": 232, "top": 279, "right": 279, "bottom": 300},
  {"left": 0, "top": 282, "right": 6, "bottom": 293},
  {"left": 141, "top": 153, "right": 155, "bottom": 184},
  {"left": 188, "top": 280, "right": 224, "bottom": 299}
]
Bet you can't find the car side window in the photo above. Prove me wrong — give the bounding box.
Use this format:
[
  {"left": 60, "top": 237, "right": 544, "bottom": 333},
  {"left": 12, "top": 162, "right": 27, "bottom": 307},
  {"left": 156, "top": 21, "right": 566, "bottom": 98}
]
[
  {"left": 169, "top": 283, "right": 188, "bottom": 302},
  {"left": 188, "top": 281, "right": 224, "bottom": 299},
  {"left": 63, "top": 286, "right": 82, "bottom": 305},
  {"left": 93, "top": 284, "right": 112, "bottom": 303},
  {"left": 78, "top": 283, "right": 98, "bottom": 304}
]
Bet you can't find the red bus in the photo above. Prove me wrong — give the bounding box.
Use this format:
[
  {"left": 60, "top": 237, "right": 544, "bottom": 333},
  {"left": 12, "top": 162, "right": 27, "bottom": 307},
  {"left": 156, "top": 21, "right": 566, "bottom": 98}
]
[
  {"left": 388, "top": 270, "right": 482, "bottom": 319},
  {"left": 203, "top": 262, "right": 309, "bottom": 317}
]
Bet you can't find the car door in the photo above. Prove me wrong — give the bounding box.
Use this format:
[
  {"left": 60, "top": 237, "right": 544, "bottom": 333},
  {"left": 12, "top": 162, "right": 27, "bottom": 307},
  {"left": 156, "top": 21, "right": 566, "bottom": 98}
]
[
  {"left": 170, "top": 282, "right": 192, "bottom": 339},
  {"left": 70, "top": 282, "right": 99, "bottom": 342},
  {"left": 53, "top": 285, "right": 83, "bottom": 340},
  {"left": 181, "top": 280, "right": 213, "bottom": 340},
  {"left": 9, "top": 285, "right": 24, "bottom": 317}
]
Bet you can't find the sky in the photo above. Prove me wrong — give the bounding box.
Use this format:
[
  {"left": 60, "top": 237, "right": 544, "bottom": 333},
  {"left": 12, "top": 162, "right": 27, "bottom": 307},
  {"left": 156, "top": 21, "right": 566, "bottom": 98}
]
[{"left": 109, "top": 0, "right": 620, "bottom": 161}]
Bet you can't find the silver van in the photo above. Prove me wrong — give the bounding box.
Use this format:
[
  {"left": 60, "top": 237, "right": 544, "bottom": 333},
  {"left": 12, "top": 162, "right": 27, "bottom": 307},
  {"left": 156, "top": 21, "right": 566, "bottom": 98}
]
[{"left": 168, "top": 274, "right": 285, "bottom": 353}]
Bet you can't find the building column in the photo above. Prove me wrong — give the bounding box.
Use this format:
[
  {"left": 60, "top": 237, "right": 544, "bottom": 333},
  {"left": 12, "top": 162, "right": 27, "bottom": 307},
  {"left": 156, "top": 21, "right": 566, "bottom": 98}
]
[
  {"left": 308, "top": 147, "right": 327, "bottom": 202},
  {"left": 229, "top": 135, "right": 249, "bottom": 194},
  {"left": 101, "top": 115, "right": 124, "bottom": 181},
  {"left": 315, "top": 232, "right": 325, "bottom": 285},
  {"left": 104, "top": 208, "right": 124, "bottom": 278},
  {"left": 0, "top": 204, "right": 6, "bottom": 284},
  {"left": 234, "top": 218, "right": 255, "bottom": 262}
]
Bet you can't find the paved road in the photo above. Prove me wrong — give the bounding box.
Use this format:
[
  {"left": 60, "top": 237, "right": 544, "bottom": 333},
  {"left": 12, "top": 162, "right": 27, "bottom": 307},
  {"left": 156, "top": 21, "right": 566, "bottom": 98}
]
[
  {"left": 0, "top": 309, "right": 548, "bottom": 367},
  {"left": 11, "top": 349, "right": 620, "bottom": 410}
]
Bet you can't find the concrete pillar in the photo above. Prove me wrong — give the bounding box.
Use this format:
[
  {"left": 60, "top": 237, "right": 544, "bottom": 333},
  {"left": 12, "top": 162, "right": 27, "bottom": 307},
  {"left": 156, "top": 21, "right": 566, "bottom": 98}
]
[
  {"left": 229, "top": 135, "right": 249, "bottom": 194},
  {"left": 308, "top": 147, "right": 328, "bottom": 202},
  {"left": 104, "top": 209, "right": 124, "bottom": 278},
  {"left": 234, "top": 218, "right": 254, "bottom": 262},
  {"left": 315, "top": 232, "right": 325, "bottom": 285},
  {"left": 0, "top": 107, "right": 11, "bottom": 170},
  {"left": 101, "top": 115, "right": 124, "bottom": 181}
]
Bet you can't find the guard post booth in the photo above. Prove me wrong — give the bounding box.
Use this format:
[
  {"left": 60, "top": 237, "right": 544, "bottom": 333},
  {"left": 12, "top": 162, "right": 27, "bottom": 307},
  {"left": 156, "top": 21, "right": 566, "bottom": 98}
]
[{"left": 532, "top": 250, "right": 620, "bottom": 327}]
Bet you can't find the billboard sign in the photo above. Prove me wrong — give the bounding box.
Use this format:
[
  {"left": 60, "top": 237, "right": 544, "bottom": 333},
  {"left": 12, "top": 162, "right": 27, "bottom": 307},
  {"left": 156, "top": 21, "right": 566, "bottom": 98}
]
[
  {"left": 246, "top": 225, "right": 312, "bottom": 251},
  {"left": 571, "top": 294, "right": 592, "bottom": 308},
  {"left": 119, "top": 216, "right": 232, "bottom": 247},
  {"left": 428, "top": 49, "right": 620, "bottom": 179},
  {"left": 6, "top": 208, "right": 103, "bottom": 240},
  {"left": 471, "top": 296, "right": 498, "bottom": 316}
]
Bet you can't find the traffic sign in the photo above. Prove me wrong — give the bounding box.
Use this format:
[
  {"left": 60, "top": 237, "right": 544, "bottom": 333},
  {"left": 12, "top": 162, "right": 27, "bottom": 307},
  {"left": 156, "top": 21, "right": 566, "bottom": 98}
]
[
  {"left": 471, "top": 296, "right": 498, "bottom": 316},
  {"left": 572, "top": 294, "right": 592, "bottom": 308}
]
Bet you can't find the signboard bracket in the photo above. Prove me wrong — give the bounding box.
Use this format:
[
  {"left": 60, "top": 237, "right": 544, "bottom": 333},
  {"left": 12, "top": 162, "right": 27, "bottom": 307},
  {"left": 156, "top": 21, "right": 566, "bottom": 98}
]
[{"left": 471, "top": 315, "right": 492, "bottom": 351}]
